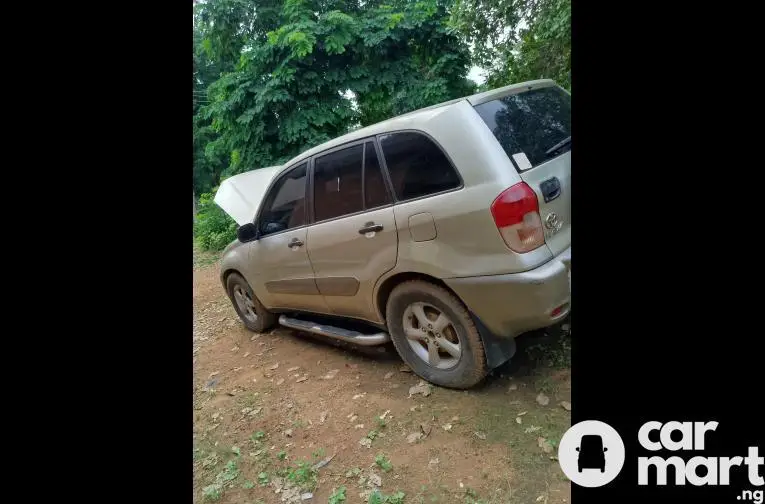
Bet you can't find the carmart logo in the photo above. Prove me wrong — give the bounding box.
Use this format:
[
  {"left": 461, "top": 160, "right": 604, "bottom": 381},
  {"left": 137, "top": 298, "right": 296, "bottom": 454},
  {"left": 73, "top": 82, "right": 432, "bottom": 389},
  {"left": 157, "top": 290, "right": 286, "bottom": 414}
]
[{"left": 558, "top": 420, "right": 764, "bottom": 495}]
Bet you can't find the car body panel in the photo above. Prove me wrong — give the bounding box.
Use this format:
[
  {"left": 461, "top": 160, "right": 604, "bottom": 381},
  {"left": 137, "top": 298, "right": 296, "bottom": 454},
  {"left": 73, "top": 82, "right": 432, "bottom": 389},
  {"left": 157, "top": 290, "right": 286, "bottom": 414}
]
[{"left": 306, "top": 205, "right": 398, "bottom": 322}]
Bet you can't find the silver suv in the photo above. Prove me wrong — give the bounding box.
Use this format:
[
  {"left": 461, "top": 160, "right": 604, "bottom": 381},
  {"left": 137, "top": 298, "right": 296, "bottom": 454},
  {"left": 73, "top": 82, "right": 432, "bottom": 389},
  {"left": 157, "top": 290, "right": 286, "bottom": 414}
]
[{"left": 216, "top": 79, "right": 571, "bottom": 388}]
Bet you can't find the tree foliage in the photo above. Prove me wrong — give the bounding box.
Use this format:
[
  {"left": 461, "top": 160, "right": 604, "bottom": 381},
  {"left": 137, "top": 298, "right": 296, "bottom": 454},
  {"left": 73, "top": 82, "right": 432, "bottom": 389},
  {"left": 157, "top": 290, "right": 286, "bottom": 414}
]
[
  {"left": 450, "top": 0, "right": 570, "bottom": 89},
  {"left": 197, "top": 0, "right": 474, "bottom": 182}
]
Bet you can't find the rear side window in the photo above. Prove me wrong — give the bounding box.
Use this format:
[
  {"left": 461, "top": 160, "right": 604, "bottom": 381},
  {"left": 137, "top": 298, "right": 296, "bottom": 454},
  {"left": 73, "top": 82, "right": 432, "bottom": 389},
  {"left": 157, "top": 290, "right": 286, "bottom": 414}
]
[
  {"left": 379, "top": 132, "right": 460, "bottom": 201},
  {"left": 259, "top": 163, "right": 307, "bottom": 237},
  {"left": 474, "top": 86, "right": 571, "bottom": 170},
  {"left": 313, "top": 144, "right": 364, "bottom": 222}
]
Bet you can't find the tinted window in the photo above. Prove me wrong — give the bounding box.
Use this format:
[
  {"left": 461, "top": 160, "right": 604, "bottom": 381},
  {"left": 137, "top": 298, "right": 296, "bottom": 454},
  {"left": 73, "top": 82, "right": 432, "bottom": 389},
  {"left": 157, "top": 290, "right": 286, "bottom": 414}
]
[
  {"left": 379, "top": 132, "right": 460, "bottom": 201},
  {"left": 313, "top": 144, "right": 364, "bottom": 222},
  {"left": 364, "top": 141, "right": 391, "bottom": 209},
  {"left": 474, "top": 86, "right": 571, "bottom": 169},
  {"left": 258, "top": 164, "right": 307, "bottom": 237}
]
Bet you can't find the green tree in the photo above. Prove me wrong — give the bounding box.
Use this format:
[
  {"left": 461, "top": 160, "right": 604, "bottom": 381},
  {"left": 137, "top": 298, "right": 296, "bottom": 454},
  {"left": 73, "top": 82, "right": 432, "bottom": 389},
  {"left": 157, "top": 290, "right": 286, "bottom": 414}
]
[
  {"left": 192, "top": 0, "right": 477, "bottom": 250},
  {"left": 198, "top": 0, "right": 474, "bottom": 180},
  {"left": 450, "top": 0, "right": 570, "bottom": 89}
]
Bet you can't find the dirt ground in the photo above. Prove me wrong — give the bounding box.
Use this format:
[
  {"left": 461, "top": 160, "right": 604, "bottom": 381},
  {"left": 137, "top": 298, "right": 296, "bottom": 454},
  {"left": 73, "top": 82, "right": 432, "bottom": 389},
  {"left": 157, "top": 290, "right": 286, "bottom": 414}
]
[{"left": 193, "top": 249, "right": 572, "bottom": 504}]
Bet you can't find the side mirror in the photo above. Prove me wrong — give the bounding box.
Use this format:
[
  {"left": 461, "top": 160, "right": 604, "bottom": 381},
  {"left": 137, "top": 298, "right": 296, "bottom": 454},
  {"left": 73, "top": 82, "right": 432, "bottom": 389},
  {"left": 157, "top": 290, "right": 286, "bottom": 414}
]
[
  {"left": 237, "top": 223, "right": 258, "bottom": 243},
  {"left": 575, "top": 447, "right": 580, "bottom": 452},
  {"left": 603, "top": 447, "right": 608, "bottom": 452}
]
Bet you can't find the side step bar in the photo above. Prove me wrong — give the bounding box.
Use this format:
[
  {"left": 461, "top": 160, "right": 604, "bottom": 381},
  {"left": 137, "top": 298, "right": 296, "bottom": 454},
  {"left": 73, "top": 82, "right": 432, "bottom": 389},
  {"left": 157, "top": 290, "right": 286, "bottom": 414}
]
[{"left": 278, "top": 315, "right": 390, "bottom": 346}]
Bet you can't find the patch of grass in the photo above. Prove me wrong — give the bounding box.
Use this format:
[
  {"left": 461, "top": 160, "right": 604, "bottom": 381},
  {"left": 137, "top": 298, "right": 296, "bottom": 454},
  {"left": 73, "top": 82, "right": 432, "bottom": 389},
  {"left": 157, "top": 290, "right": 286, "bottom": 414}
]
[
  {"left": 203, "top": 485, "right": 221, "bottom": 501},
  {"left": 312, "top": 447, "right": 326, "bottom": 459},
  {"left": 369, "top": 490, "right": 406, "bottom": 504},
  {"left": 242, "top": 480, "right": 255, "bottom": 489},
  {"left": 345, "top": 467, "right": 362, "bottom": 478},
  {"left": 367, "top": 429, "right": 380, "bottom": 440},
  {"left": 251, "top": 430, "right": 266, "bottom": 442},
  {"left": 375, "top": 416, "right": 387, "bottom": 428},
  {"left": 534, "top": 376, "right": 557, "bottom": 395},
  {"left": 238, "top": 393, "right": 260, "bottom": 408},
  {"left": 375, "top": 453, "right": 393, "bottom": 472},
  {"left": 202, "top": 459, "right": 240, "bottom": 501},
  {"left": 473, "top": 395, "right": 567, "bottom": 502},
  {"left": 329, "top": 485, "right": 347, "bottom": 504},
  {"left": 193, "top": 243, "right": 221, "bottom": 268},
  {"left": 524, "top": 332, "right": 571, "bottom": 368},
  {"left": 463, "top": 488, "right": 487, "bottom": 504},
  {"left": 277, "top": 450, "right": 287, "bottom": 460},
  {"left": 284, "top": 459, "right": 318, "bottom": 491},
  {"left": 257, "top": 471, "right": 269, "bottom": 486}
]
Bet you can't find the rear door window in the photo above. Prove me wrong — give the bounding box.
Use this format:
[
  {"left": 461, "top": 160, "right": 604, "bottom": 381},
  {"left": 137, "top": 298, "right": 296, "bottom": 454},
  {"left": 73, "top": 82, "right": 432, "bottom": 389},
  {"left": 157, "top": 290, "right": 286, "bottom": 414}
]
[
  {"left": 379, "top": 132, "right": 460, "bottom": 201},
  {"left": 474, "top": 86, "right": 571, "bottom": 170},
  {"left": 313, "top": 144, "right": 364, "bottom": 222}
]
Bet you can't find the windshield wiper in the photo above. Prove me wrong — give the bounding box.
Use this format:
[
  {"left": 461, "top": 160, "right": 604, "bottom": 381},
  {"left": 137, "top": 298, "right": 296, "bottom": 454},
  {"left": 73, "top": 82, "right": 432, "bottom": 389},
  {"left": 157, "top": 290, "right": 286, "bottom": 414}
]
[{"left": 545, "top": 136, "right": 571, "bottom": 156}]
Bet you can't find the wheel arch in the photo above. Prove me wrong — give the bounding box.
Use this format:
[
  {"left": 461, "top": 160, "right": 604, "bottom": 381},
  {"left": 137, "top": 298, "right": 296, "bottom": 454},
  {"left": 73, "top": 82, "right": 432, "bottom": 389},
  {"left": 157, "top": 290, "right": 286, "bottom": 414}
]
[
  {"left": 220, "top": 268, "right": 242, "bottom": 290},
  {"left": 374, "top": 271, "right": 516, "bottom": 369},
  {"left": 375, "top": 271, "right": 458, "bottom": 324}
]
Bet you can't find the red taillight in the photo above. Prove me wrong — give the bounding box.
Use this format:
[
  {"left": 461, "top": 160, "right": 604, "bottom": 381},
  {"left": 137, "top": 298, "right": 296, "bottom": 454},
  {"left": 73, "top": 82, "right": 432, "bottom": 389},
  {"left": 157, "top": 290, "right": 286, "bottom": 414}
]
[{"left": 490, "top": 182, "right": 545, "bottom": 253}]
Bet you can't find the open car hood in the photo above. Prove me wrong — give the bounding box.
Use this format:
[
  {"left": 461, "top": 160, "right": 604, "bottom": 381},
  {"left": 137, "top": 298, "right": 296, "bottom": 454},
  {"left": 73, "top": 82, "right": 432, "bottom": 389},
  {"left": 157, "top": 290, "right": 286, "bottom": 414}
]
[{"left": 213, "top": 166, "right": 283, "bottom": 225}]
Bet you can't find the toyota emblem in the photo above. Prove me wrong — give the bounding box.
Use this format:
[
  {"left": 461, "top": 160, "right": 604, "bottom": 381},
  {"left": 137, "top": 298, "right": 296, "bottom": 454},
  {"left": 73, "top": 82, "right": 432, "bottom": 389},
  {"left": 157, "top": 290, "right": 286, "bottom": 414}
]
[{"left": 545, "top": 212, "right": 561, "bottom": 230}]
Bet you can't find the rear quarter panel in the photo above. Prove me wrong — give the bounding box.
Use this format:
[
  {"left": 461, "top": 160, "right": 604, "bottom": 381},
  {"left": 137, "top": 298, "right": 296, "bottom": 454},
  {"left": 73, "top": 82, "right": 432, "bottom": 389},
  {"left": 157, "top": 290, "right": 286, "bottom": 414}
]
[
  {"left": 372, "top": 102, "right": 553, "bottom": 319},
  {"left": 381, "top": 101, "right": 553, "bottom": 278}
]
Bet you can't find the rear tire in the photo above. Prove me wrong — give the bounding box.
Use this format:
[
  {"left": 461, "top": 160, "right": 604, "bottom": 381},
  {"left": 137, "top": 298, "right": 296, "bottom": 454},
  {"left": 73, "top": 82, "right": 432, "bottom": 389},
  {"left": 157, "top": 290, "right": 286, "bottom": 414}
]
[
  {"left": 385, "top": 280, "right": 487, "bottom": 389},
  {"left": 226, "top": 273, "right": 277, "bottom": 333}
]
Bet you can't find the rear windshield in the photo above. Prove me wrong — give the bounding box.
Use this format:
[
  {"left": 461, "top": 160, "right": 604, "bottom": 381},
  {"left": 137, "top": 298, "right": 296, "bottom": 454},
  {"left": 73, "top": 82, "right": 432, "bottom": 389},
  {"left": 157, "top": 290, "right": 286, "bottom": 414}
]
[{"left": 474, "top": 86, "right": 571, "bottom": 171}]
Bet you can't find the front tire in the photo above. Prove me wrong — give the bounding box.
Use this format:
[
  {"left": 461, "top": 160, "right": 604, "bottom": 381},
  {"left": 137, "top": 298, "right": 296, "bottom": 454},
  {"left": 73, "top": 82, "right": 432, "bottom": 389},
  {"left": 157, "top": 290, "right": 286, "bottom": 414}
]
[
  {"left": 226, "top": 273, "right": 276, "bottom": 333},
  {"left": 385, "top": 280, "right": 487, "bottom": 389}
]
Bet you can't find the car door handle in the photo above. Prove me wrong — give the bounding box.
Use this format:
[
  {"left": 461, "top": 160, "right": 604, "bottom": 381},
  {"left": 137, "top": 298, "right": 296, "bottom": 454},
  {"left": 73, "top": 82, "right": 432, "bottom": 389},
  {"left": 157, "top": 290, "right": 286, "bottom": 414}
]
[
  {"left": 287, "top": 238, "right": 304, "bottom": 248},
  {"left": 358, "top": 223, "right": 384, "bottom": 234}
]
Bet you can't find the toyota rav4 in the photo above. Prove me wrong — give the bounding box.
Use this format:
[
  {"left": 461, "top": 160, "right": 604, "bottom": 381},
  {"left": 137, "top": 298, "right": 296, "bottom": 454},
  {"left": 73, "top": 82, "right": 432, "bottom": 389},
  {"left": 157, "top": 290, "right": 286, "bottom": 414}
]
[{"left": 215, "top": 79, "right": 571, "bottom": 389}]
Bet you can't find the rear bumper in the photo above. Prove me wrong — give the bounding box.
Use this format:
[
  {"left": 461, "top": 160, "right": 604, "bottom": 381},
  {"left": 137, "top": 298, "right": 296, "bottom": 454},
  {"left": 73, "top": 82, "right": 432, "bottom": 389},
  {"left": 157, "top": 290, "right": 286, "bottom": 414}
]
[{"left": 444, "top": 247, "right": 571, "bottom": 338}]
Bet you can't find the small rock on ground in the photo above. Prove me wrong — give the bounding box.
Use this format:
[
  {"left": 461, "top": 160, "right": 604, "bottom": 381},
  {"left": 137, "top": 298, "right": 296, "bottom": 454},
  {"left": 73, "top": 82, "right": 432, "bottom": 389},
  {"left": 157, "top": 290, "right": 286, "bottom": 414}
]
[
  {"left": 408, "top": 380, "right": 432, "bottom": 398},
  {"left": 536, "top": 392, "right": 550, "bottom": 406},
  {"left": 368, "top": 472, "right": 382, "bottom": 487},
  {"left": 322, "top": 369, "right": 339, "bottom": 380},
  {"left": 560, "top": 401, "right": 572, "bottom": 411}
]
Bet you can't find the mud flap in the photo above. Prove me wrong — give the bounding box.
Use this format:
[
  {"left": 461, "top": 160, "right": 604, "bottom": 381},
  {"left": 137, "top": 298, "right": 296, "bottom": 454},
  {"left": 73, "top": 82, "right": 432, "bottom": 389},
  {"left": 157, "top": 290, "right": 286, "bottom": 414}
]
[{"left": 470, "top": 312, "right": 517, "bottom": 369}]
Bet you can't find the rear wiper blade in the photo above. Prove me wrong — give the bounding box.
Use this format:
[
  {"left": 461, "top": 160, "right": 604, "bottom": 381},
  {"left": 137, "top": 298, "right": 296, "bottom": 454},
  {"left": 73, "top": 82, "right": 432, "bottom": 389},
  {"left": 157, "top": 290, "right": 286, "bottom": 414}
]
[{"left": 545, "top": 136, "right": 571, "bottom": 155}]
